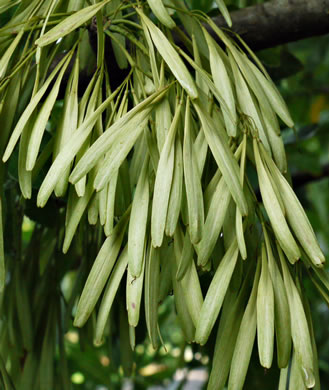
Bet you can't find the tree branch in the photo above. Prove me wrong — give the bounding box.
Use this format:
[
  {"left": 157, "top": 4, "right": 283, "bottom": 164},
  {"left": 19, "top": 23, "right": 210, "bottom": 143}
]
[
  {"left": 59, "top": 0, "right": 329, "bottom": 97},
  {"left": 206, "top": 0, "right": 329, "bottom": 51},
  {"left": 88, "top": 0, "right": 329, "bottom": 60}
]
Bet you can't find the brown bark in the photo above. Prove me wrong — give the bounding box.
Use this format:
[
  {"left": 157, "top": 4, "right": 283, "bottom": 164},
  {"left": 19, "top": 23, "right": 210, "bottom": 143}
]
[{"left": 206, "top": 0, "right": 329, "bottom": 51}]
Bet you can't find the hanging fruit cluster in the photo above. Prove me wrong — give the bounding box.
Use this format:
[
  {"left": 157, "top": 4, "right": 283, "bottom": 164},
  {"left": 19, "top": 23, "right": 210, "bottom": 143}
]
[{"left": 0, "top": 0, "right": 327, "bottom": 389}]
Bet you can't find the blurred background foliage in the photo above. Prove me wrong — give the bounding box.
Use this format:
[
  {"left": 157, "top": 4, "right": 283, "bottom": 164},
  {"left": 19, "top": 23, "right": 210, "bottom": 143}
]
[{"left": 2, "top": 0, "right": 329, "bottom": 389}]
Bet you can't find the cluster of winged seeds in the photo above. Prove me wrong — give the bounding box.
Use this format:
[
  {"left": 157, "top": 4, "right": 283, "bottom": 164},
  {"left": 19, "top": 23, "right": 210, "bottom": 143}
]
[{"left": 0, "top": 0, "right": 327, "bottom": 389}]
